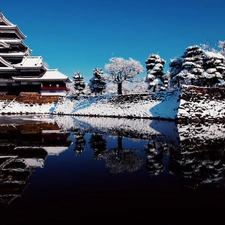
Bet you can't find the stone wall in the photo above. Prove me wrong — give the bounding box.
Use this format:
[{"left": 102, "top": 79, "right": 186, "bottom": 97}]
[{"left": 177, "top": 85, "right": 225, "bottom": 123}]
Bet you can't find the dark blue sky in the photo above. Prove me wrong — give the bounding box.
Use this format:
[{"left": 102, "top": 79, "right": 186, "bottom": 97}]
[{"left": 1, "top": 0, "right": 225, "bottom": 82}]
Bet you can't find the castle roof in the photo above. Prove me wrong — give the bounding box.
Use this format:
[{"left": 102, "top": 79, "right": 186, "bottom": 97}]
[
  {"left": 0, "top": 12, "right": 26, "bottom": 39},
  {"left": 0, "top": 39, "right": 29, "bottom": 48},
  {"left": 14, "top": 56, "right": 43, "bottom": 69},
  {"left": 0, "top": 52, "right": 29, "bottom": 58},
  {"left": 40, "top": 69, "right": 72, "bottom": 82},
  {"left": 12, "top": 69, "right": 72, "bottom": 82},
  {"left": 0, "top": 12, "right": 14, "bottom": 26},
  {"left": 0, "top": 56, "right": 15, "bottom": 71},
  {"left": 0, "top": 12, "right": 71, "bottom": 87}
]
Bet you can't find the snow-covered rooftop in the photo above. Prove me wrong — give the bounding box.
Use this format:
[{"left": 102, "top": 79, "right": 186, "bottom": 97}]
[
  {"left": 40, "top": 69, "right": 72, "bottom": 81},
  {"left": 14, "top": 56, "right": 43, "bottom": 68},
  {"left": 12, "top": 69, "right": 72, "bottom": 82}
]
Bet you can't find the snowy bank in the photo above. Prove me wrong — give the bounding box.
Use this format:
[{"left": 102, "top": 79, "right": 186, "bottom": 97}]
[
  {"left": 54, "top": 89, "right": 181, "bottom": 120},
  {"left": 1, "top": 86, "right": 225, "bottom": 122}
]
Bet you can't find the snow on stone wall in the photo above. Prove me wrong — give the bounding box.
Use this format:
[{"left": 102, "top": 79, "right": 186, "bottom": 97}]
[{"left": 177, "top": 85, "right": 225, "bottom": 123}]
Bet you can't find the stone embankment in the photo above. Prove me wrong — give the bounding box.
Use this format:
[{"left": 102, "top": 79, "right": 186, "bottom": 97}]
[
  {"left": 177, "top": 85, "right": 225, "bottom": 123},
  {"left": 0, "top": 92, "right": 58, "bottom": 104}
]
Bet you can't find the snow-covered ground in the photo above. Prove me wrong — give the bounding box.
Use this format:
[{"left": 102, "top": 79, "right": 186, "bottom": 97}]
[
  {"left": 53, "top": 89, "right": 181, "bottom": 120},
  {"left": 0, "top": 89, "right": 181, "bottom": 119},
  {"left": 0, "top": 86, "right": 225, "bottom": 122},
  {"left": 0, "top": 101, "right": 56, "bottom": 115}
]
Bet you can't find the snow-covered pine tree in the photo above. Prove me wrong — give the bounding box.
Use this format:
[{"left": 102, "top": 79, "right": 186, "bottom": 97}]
[
  {"left": 145, "top": 54, "right": 167, "bottom": 92},
  {"left": 170, "top": 45, "right": 225, "bottom": 88},
  {"left": 72, "top": 71, "right": 86, "bottom": 96},
  {"left": 170, "top": 45, "right": 205, "bottom": 87},
  {"left": 169, "top": 57, "right": 183, "bottom": 88},
  {"left": 202, "top": 51, "right": 225, "bottom": 87},
  {"left": 89, "top": 68, "right": 106, "bottom": 95}
]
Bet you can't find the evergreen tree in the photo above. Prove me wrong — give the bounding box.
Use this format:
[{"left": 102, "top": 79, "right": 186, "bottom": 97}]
[
  {"left": 145, "top": 54, "right": 167, "bottom": 92},
  {"left": 202, "top": 51, "right": 225, "bottom": 87},
  {"left": 72, "top": 71, "right": 86, "bottom": 96},
  {"left": 169, "top": 45, "right": 225, "bottom": 88},
  {"left": 89, "top": 68, "right": 106, "bottom": 95},
  {"left": 170, "top": 46, "right": 205, "bottom": 87}
]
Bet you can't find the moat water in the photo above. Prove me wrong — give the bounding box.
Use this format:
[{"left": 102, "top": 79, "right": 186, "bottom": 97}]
[{"left": 0, "top": 116, "right": 225, "bottom": 224}]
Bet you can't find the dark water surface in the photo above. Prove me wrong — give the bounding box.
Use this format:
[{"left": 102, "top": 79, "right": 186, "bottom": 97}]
[{"left": 0, "top": 116, "right": 225, "bottom": 224}]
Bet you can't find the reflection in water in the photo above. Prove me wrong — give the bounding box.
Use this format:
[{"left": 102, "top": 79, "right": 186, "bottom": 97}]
[
  {"left": 145, "top": 140, "right": 167, "bottom": 176},
  {"left": 169, "top": 136, "right": 225, "bottom": 188},
  {"left": 89, "top": 133, "right": 107, "bottom": 160},
  {"left": 73, "top": 130, "right": 86, "bottom": 156},
  {"left": 89, "top": 134, "right": 143, "bottom": 173},
  {"left": 67, "top": 116, "right": 225, "bottom": 188},
  {"left": 168, "top": 123, "right": 225, "bottom": 188},
  {"left": 0, "top": 122, "right": 72, "bottom": 207},
  {"left": 1, "top": 116, "right": 225, "bottom": 223}
]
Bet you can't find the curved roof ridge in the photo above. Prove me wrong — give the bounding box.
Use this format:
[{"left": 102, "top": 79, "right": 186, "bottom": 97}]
[
  {"left": 0, "top": 12, "right": 14, "bottom": 26},
  {"left": 0, "top": 13, "right": 27, "bottom": 39}
]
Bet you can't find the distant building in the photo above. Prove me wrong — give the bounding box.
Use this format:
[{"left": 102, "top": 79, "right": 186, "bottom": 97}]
[{"left": 0, "top": 12, "right": 72, "bottom": 96}]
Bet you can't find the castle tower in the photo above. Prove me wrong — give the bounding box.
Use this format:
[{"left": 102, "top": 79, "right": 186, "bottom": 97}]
[{"left": 0, "top": 12, "right": 71, "bottom": 96}]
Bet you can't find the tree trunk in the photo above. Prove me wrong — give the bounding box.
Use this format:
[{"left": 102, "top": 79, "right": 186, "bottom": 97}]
[{"left": 117, "top": 82, "right": 122, "bottom": 95}]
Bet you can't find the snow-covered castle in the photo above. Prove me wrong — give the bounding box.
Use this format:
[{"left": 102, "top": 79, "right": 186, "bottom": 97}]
[{"left": 0, "top": 12, "right": 71, "bottom": 96}]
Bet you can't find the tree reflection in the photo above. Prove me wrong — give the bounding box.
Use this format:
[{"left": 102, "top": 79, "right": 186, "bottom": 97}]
[
  {"left": 73, "top": 131, "right": 86, "bottom": 156},
  {"left": 89, "top": 135, "right": 143, "bottom": 174},
  {"left": 105, "top": 148, "right": 143, "bottom": 174},
  {"left": 145, "top": 140, "right": 167, "bottom": 176},
  {"left": 89, "top": 133, "right": 107, "bottom": 160}
]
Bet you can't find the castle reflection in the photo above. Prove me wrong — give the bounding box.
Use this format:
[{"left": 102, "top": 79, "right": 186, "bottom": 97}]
[{"left": 0, "top": 122, "right": 72, "bottom": 206}]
